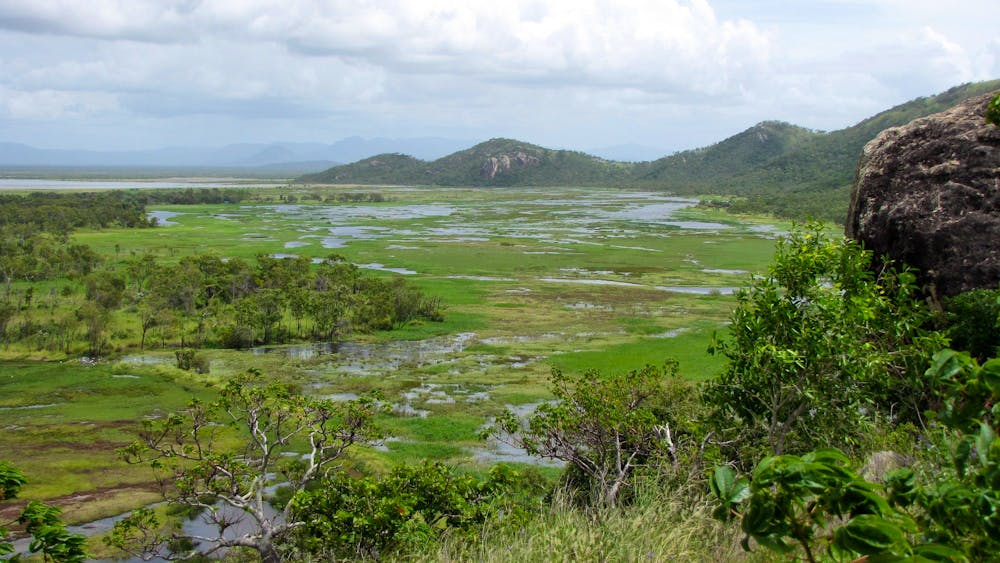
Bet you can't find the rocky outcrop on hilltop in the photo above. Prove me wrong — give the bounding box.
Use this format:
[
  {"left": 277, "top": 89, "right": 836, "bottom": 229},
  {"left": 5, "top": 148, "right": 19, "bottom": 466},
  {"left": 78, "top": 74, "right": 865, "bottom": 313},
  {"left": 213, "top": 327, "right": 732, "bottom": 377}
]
[
  {"left": 846, "top": 91, "right": 1000, "bottom": 298},
  {"left": 480, "top": 151, "right": 541, "bottom": 179}
]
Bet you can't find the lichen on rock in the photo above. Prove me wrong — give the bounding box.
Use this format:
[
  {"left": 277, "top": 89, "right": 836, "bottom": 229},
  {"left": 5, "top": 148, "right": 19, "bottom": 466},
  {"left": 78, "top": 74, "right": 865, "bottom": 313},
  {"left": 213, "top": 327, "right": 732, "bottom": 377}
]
[{"left": 846, "top": 91, "right": 1000, "bottom": 299}]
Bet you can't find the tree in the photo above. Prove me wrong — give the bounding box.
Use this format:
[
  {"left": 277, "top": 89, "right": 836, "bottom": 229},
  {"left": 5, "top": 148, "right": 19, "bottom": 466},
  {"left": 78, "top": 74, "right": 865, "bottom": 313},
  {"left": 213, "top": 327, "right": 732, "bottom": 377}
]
[
  {"left": 83, "top": 271, "right": 126, "bottom": 310},
  {"left": 125, "top": 253, "right": 158, "bottom": 295},
  {"left": 0, "top": 226, "right": 36, "bottom": 298},
  {"left": 490, "top": 361, "right": 698, "bottom": 506},
  {"left": 1, "top": 462, "right": 88, "bottom": 563},
  {"left": 75, "top": 301, "right": 110, "bottom": 357},
  {"left": 107, "top": 371, "right": 385, "bottom": 563},
  {"left": 286, "top": 287, "right": 310, "bottom": 337},
  {"left": 136, "top": 292, "right": 168, "bottom": 351},
  {"left": 64, "top": 244, "right": 102, "bottom": 278},
  {"left": 235, "top": 289, "right": 286, "bottom": 344},
  {"left": 310, "top": 288, "right": 347, "bottom": 342},
  {"left": 703, "top": 225, "right": 943, "bottom": 466}
]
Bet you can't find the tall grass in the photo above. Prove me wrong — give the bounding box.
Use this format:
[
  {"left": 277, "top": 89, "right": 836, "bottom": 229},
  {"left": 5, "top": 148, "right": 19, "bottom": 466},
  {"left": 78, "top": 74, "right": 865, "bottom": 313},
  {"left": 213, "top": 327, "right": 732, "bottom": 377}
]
[{"left": 415, "top": 485, "right": 747, "bottom": 562}]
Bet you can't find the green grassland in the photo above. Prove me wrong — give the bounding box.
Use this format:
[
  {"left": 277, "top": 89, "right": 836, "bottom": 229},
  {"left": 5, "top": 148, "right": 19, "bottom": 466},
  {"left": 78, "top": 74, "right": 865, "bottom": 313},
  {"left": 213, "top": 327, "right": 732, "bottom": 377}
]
[{"left": 2, "top": 185, "right": 800, "bottom": 533}]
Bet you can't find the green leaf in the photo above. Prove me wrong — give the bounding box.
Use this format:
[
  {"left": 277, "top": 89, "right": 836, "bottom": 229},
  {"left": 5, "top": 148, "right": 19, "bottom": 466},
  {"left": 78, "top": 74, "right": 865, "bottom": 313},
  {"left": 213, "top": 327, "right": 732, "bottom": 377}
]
[
  {"left": 754, "top": 532, "right": 795, "bottom": 554},
  {"left": 834, "top": 514, "right": 908, "bottom": 556},
  {"left": 925, "top": 349, "right": 964, "bottom": 382},
  {"left": 804, "top": 447, "right": 850, "bottom": 466},
  {"left": 885, "top": 468, "right": 917, "bottom": 507},
  {"left": 0, "top": 462, "right": 27, "bottom": 501},
  {"left": 981, "top": 359, "right": 1000, "bottom": 398},
  {"left": 710, "top": 466, "right": 750, "bottom": 504},
  {"left": 911, "top": 543, "right": 970, "bottom": 562},
  {"left": 741, "top": 497, "right": 776, "bottom": 536}
]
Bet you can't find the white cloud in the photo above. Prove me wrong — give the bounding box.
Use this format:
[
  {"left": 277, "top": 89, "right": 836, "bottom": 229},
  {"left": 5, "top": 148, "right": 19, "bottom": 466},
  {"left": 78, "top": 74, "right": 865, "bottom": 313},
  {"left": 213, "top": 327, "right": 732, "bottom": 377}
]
[
  {"left": 0, "top": 85, "right": 120, "bottom": 119},
  {"left": 0, "top": 0, "right": 996, "bottom": 152},
  {"left": 1, "top": 0, "right": 772, "bottom": 96},
  {"left": 0, "top": 0, "right": 197, "bottom": 42}
]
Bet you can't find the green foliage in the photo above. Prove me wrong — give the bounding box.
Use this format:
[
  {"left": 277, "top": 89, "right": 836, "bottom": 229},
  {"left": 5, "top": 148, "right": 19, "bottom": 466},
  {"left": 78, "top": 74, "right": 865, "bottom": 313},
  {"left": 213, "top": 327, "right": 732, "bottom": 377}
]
[
  {"left": 491, "top": 361, "right": 702, "bottom": 506},
  {"left": 1, "top": 462, "right": 89, "bottom": 563},
  {"left": 986, "top": 93, "right": 1000, "bottom": 126},
  {"left": 0, "top": 463, "right": 26, "bottom": 503},
  {"left": 140, "top": 187, "right": 250, "bottom": 205},
  {"left": 724, "top": 449, "right": 927, "bottom": 561},
  {"left": 174, "top": 348, "right": 210, "bottom": 373},
  {"left": 0, "top": 247, "right": 444, "bottom": 354},
  {"left": 290, "top": 461, "right": 532, "bottom": 560},
  {"left": 709, "top": 465, "right": 749, "bottom": 521},
  {"left": 704, "top": 225, "right": 943, "bottom": 466},
  {"left": 943, "top": 287, "right": 1000, "bottom": 362},
  {"left": 712, "top": 349, "right": 1000, "bottom": 562},
  {"left": 17, "top": 502, "right": 89, "bottom": 563},
  {"left": 107, "top": 370, "right": 386, "bottom": 562},
  {"left": 0, "top": 226, "right": 103, "bottom": 297},
  {"left": 0, "top": 191, "right": 152, "bottom": 234}
]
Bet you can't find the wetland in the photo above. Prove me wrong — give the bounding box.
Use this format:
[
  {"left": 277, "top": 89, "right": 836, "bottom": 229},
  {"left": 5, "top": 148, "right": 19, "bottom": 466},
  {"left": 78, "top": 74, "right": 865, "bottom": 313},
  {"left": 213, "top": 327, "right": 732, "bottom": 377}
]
[{"left": 0, "top": 184, "right": 792, "bottom": 552}]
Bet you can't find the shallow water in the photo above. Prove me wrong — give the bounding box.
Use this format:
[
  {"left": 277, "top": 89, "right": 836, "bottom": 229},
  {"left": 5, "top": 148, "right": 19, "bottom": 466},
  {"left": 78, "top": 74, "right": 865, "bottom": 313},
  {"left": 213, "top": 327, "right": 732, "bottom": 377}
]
[
  {"left": 251, "top": 333, "right": 476, "bottom": 376},
  {"left": 539, "top": 278, "right": 641, "bottom": 287},
  {"left": 471, "top": 402, "right": 565, "bottom": 467},
  {"left": 359, "top": 262, "right": 418, "bottom": 275},
  {"left": 147, "top": 210, "right": 182, "bottom": 226},
  {"left": 655, "top": 285, "right": 738, "bottom": 295},
  {"left": 0, "top": 403, "right": 59, "bottom": 411}
]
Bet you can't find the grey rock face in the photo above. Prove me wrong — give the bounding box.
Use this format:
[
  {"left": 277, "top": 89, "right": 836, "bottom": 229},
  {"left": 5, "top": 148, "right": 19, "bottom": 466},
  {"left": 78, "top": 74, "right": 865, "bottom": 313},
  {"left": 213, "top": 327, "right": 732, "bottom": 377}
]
[
  {"left": 846, "top": 91, "right": 1000, "bottom": 298},
  {"left": 480, "top": 151, "right": 540, "bottom": 179}
]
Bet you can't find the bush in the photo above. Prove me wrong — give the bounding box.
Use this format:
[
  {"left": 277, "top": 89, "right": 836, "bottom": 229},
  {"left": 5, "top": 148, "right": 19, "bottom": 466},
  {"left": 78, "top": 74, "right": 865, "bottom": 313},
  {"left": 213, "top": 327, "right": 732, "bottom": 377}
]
[
  {"left": 943, "top": 287, "right": 1000, "bottom": 362},
  {"left": 174, "top": 348, "right": 209, "bottom": 373},
  {"left": 290, "top": 462, "right": 529, "bottom": 560},
  {"left": 712, "top": 349, "right": 1000, "bottom": 562},
  {"left": 703, "top": 225, "right": 944, "bottom": 467}
]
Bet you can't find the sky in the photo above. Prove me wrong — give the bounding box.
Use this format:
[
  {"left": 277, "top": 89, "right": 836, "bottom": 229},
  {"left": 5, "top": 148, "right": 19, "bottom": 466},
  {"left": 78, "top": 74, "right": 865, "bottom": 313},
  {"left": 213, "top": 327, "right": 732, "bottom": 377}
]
[{"left": 0, "top": 0, "right": 998, "bottom": 157}]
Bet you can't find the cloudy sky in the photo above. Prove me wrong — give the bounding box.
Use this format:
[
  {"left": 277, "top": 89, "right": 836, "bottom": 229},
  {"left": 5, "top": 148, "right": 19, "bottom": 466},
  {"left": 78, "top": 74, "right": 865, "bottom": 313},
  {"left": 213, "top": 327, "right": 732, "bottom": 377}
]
[{"left": 1, "top": 0, "right": 998, "bottom": 156}]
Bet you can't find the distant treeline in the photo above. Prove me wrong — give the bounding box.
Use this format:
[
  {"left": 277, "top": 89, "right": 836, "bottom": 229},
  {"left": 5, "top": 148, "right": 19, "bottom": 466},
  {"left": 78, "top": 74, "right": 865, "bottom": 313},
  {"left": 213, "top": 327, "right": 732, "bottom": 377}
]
[
  {"left": 141, "top": 187, "right": 252, "bottom": 205},
  {"left": 0, "top": 191, "right": 152, "bottom": 234}
]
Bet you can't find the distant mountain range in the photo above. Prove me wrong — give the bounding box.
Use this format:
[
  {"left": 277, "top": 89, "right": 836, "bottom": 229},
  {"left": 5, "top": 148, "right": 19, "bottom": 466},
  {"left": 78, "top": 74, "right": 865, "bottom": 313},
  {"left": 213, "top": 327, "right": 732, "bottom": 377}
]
[{"left": 298, "top": 80, "right": 1000, "bottom": 223}]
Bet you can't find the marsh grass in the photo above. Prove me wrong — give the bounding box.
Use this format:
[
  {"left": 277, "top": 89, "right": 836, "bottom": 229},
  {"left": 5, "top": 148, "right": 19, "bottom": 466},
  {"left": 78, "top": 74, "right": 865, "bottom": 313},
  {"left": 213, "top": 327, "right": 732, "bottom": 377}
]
[
  {"left": 0, "top": 360, "right": 217, "bottom": 521},
  {"left": 2, "top": 186, "right": 786, "bottom": 541},
  {"left": 548, "top": 321, "right": 726, "bottom": 379}
]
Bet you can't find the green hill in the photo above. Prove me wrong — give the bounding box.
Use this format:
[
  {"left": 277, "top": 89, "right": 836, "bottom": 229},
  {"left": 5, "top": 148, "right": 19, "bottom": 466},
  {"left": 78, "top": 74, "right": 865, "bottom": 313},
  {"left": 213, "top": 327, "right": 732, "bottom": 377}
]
[
  {"left": 631, "top": 120, "right": 819, "bottom": 190},
  {"left": 297, "top": 153, "right": 429, "bottom": 185},
  {"left": 297, "top": 80, "right": 1000, "bottom": 223},
  {"left": 299, "top": 138, "right": 630, "bottom": 187}
]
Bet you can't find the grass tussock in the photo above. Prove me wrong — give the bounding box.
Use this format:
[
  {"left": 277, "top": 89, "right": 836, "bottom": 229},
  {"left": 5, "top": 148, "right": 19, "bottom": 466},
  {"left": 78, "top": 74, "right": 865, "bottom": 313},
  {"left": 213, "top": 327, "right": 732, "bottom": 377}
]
[{"left": 417, "top": 487, "right": 746, "bottom": 562}]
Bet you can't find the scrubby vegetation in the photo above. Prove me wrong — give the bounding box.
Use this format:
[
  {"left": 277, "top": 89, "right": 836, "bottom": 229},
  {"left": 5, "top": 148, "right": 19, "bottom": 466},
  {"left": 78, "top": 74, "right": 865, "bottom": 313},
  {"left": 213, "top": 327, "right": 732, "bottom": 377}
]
[{"left": 82, "top": 226, "right": 997, "bottom": 562}]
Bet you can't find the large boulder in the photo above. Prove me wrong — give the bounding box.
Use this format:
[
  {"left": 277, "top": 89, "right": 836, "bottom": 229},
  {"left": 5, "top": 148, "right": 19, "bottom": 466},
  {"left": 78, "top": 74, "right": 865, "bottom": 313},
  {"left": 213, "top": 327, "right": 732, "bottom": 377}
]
[{"left": 846, "top": 92, "right": 1000, "bottom": 299}]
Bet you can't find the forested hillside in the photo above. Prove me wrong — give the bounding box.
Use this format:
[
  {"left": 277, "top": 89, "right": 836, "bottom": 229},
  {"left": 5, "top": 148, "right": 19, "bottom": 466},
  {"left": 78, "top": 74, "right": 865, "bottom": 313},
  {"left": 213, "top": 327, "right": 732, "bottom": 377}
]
[
  {"left": 298, "top": 80, "right": 1000, "bottom": 223},
  {"left": 298, "top": 138, "right": 630, "bottom": 187}
]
